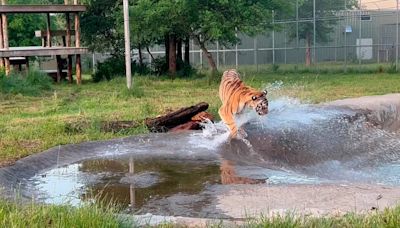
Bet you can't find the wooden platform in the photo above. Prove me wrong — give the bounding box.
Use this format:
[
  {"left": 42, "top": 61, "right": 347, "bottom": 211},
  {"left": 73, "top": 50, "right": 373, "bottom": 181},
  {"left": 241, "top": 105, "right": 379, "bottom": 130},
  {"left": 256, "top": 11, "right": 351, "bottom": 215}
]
[
  {"left": 0, "top": 5, "right": 86, "bottom": 13},
  {"left": 0, "top": 46, "right": 88, "bottom": 57}
]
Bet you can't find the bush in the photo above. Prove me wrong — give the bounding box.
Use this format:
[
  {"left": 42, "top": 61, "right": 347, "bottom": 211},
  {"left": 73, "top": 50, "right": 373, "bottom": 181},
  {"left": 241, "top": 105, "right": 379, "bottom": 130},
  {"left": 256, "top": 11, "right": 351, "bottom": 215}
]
[
  {"left": 93, "top": 57, "right": 152, "bottom": 82},
  {"left": 151, "top": 56, "right": 196, "bottom": 77},
  {"left": 151, "top": 56, "right": 168, "bottom": 75},
  {"left": 92, "top": 57, "right": 125, "bottom": 82},
  {"left": 0, "top": 69, "right": 53, "bottom": 96}
]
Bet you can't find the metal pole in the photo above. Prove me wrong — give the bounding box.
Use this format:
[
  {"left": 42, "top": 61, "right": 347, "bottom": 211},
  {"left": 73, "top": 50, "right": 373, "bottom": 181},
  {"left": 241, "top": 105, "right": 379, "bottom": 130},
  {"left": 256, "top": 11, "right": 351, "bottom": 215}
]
[
  {"left": 396, "top": 0, "right": 399, "bottom": 71},
  {"left": 344, "top": 0, "right": 347, "bottom": 72},
  {"left": 359, "top": 0, "right": 362, "bottom": 65},
  {"left": 296, "top": 0, "right": 299, "bottom": 48},
  {"left": 313, "top": 0, "right": 316, "bottom": 64},
  {"left": 123, "top": 0, "right": 132, "bottom": 89},
  {"left": 254, "top": 38, "right": 258, "bottom": 72},
  {"left": 235, "top": 29, "right": 238, "bottom": 69},
  {"left": 272, "top": 10, "right": 275, "bottom": 65},
  {"left": 216, "top": 41, "right": 220, "bottom": 69}
]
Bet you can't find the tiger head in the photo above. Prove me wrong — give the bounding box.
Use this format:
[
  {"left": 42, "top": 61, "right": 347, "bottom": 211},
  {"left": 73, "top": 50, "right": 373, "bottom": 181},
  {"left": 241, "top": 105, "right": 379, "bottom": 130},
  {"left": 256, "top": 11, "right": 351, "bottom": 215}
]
[{"left": 249, "top": 90, "right": 268, "bottom": 116}]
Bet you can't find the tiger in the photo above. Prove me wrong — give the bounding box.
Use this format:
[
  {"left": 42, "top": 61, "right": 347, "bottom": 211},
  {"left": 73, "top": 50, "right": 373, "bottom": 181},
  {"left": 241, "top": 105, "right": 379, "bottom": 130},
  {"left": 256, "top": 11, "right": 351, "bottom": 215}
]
[{"left": 218, "top": 69, "right": 269, "bottom": 139}]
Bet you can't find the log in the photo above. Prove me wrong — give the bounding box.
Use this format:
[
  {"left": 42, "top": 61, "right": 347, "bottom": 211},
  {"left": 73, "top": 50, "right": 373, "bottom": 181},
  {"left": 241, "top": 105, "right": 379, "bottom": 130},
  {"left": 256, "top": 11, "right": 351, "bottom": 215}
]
[{"left": 145, "top": 102, "right": 209, "bottom": 132}]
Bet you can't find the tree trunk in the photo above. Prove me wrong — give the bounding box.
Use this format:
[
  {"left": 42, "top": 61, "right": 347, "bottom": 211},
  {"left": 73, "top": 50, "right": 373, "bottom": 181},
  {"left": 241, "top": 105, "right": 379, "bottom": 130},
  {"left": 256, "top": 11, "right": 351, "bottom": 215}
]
[
  {"left": 184, "top": 37, "right": 190, "bottom": 64},
  {"left": 145, "top": 102, "right": 209, "bottom": 132},
  {"left": 168, "top": 35, "right": 176, "bottom": 76},
  {"left": 146, "top": 46, "right": 154, "bottom": 62},
  {"left": 194, "top": 36, "right": 217, "bottom": 74},
  {"left": 138, "top": 43, "right": 143, "bottom": 66},
  {"left": 164, "top": 34, "right": 169, "bottom": 68},
  {"left": 305, "top": 32, "right": 312, "bottom": 66},
  {"left": 177, "top": 38, "right": 182, "bottom": 63}
]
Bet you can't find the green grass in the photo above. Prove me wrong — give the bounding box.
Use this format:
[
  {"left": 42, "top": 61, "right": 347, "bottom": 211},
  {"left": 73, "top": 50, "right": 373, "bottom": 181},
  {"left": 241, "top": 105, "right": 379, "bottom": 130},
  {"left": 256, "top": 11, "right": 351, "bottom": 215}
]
[
  {"left": 0, "top": 197, "right": 398, "bottom": 227},
  {"left": 0, "top": 199, "right": 131, "bottom": 228},
  {"left": 1, "top": 72, "right": 400, "bottom": 166},
  {"left": 1, "top": 69, "right": 400, "bottom": 226},
  {"left": 246, "top": 206, "right": 400, "bottom": 227}
]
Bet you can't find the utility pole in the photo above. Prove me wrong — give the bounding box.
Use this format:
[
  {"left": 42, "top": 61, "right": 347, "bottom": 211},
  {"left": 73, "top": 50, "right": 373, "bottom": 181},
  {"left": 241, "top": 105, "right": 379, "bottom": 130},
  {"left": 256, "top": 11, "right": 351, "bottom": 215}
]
[
  {"left": 313, "top": 0, "right": 316, "bottom": 64},
  {"left": 396, "top": 0, "right": 399, "bottom": 71},
  {"left": 123, "top": 0, "right": 132, "bottom": 89}
]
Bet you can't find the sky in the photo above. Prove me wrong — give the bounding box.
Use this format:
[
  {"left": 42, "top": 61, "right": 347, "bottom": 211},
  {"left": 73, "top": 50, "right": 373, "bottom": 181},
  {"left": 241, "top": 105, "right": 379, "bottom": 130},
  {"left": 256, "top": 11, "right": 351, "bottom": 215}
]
[{"left": 363, "top": 0, "right": 398, "bottom": 10}]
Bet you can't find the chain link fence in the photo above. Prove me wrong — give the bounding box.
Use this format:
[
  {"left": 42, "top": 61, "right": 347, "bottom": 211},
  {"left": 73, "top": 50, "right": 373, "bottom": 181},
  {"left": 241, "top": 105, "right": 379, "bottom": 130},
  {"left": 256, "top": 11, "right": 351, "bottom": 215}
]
[{"left": 145, "top": 0, "right": 400, "bottom": 73}]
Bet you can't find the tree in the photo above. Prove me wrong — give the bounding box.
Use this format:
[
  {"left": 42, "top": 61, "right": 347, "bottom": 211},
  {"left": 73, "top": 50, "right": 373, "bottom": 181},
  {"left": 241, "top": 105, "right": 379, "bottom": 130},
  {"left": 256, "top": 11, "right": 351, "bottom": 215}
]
[
  {"left": 7, "top": 0, "right": 63, "bottom": 47},
  {"left": 287, "top": 0, "right": 358, "bottom": 66},
  {"left": 184, "top": 0, "right": 291, "bottom": 77},
  {"left": 81, "top": 0, "right": 124, "bottom": 56}
]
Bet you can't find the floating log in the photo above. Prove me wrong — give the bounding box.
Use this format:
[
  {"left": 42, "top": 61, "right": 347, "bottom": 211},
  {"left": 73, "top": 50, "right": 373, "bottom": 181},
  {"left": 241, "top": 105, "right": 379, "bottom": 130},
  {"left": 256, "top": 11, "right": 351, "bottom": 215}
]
[{"left": 145, "top": 102, "right": 209, "bottom": 132}]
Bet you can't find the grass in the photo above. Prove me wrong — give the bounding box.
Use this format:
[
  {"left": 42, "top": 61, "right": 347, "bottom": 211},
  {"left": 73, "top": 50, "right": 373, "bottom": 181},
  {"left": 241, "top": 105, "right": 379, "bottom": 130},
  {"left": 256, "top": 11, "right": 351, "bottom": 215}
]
[
  {"left": 246, "top": 206, "right": 400, "bottom": 227},
  {"left": 0, "top": 199, "right": 131, "bottom": 228},
  {"left": 0, "top": 198, "right": 398, "bottom": 227},
  {"left": 1, "top": 71, "right": 400, "bottom": 166},
  {"left": 0, "top": 69, "right": 400, "bottom": 224}
]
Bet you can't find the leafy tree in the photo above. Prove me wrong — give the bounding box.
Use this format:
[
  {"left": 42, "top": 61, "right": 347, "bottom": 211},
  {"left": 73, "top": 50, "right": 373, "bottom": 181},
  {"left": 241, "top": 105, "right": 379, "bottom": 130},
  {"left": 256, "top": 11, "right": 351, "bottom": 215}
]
[
  {"left": 287, "top": 0, "right": 358, "bottom": 66},
  {"left": 183, "top": 0, "right": 291, "bottom": 77},
  {"left": 6, "top": 0, "right": 63, "bottom": 47},
  {"left": 80, "top": 0, "right": 124, "bottom": 56}
]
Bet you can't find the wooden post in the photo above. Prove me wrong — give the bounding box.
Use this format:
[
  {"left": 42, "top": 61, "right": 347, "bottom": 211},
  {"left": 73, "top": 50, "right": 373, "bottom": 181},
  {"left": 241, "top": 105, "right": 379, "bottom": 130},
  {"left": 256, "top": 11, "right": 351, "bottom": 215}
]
[
  {"left": 46, "top": 13, "right": 51, "bottom": 47},
  {"left": 1, "top": 1, "right": 10, "bottom": 75},
  {"left": 56, "top": 55, "right": 62, "bottom": 83},
  {"left": 74, "top": 0, "right": 81, "bottom": 85},
  {"left": 0, "top": 15, "right": 4, "bottom": 68}
]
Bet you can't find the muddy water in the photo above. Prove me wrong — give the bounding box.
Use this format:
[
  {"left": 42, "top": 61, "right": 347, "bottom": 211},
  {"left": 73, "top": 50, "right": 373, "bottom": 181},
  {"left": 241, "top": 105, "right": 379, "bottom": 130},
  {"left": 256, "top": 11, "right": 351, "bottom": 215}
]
[{"left": 30, "top": 158, "right": 221, "bottom": 210}]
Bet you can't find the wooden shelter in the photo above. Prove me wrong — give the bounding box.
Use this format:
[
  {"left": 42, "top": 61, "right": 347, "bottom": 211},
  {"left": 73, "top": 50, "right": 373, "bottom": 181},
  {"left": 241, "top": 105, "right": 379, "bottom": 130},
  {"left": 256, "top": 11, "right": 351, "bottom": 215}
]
[{"left": 0, "top": 0, "right": 88, "bottom": 84}]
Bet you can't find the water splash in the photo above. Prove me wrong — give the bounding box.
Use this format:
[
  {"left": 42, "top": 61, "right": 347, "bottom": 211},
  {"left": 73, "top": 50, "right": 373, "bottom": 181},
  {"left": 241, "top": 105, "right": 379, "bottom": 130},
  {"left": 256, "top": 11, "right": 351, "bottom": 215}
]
[{"left": 191, "top": 96, "right": 400, "bottom": 185}]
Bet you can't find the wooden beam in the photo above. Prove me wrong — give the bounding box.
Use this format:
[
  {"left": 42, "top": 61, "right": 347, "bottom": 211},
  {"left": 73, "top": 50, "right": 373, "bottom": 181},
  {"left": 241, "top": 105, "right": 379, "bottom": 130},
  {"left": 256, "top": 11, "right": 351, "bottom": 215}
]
[
  {"left": 74, "top": 0, "right": 81, "bottom": 85},
  {"left": 0, "top": 15, "right": 4, "bottom": 68},
  {"left": 76, "top": 54, "right": 81, "bottom": 84},
  {"left": 56, "top": 55, "right": 62, "bottom": 83},
  {"left": 0, "top": 47, "right": 88, "bottom": 57},
  {"left": 1, "top": 0, "right": 10, "bottom": 75},
  {"left": 35, "top": 30, "right": 75, "bottom": 38},
  {"left": 46, "top": 13, "right": 51, "bottom": 47},
  {"left": 67, "top": 55, "right": 72, "bottom": 83},
  {"left": 0, "top": 5, "right": 87, "bottom": 13}
]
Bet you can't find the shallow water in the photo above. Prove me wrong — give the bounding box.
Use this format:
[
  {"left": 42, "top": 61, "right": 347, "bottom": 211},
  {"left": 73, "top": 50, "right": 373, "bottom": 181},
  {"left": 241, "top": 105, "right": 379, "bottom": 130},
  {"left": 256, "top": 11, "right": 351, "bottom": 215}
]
[{"left": 26, "top": 97, "right": 400, "bottom": 215}]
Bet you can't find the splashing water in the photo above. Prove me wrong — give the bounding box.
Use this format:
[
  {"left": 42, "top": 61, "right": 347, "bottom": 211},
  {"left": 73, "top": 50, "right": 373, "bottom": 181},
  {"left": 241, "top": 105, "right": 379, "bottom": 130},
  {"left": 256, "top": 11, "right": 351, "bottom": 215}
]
[{"left": 189, "top": 96, "right": 400, "bottom": 186}]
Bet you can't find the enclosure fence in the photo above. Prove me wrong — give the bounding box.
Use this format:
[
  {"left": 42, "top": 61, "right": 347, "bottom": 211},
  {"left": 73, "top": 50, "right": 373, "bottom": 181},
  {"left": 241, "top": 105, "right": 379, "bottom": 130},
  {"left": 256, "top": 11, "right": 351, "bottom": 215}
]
[{"left": 144, "top": 0, "right": 400, "bottom": 72}]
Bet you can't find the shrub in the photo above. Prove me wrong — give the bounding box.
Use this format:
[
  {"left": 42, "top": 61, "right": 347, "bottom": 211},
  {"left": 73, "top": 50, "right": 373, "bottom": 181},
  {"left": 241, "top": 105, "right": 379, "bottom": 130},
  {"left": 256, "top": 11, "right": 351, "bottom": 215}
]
[
  {"left": 151, "top": 56, "right": 168, "bottom": 75},
  {"left": 0, "top": 69, "right": 53, "bottom": 96},
  {"left": 93, "top": 57, "right": 152, "bottom": 82},
  {"left": 92, "top": 57, "right": 125, "bottom": 82}
]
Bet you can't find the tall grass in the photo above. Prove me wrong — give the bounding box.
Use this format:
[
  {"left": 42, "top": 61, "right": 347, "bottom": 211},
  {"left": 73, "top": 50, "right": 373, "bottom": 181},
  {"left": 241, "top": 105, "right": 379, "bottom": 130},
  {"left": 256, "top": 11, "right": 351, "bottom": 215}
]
[
  {"left": 0, "top": 199, "right": 133, "bottom": 228},
  {"left": 0, "top": 69, "right": 53, "bottom": 96}
]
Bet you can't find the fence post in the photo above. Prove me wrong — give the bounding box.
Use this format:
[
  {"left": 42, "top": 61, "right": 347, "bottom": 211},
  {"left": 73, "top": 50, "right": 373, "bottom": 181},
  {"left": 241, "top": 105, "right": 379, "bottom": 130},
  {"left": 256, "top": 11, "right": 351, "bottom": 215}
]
[
  {"left": 217, "top": 41, "right": 220, "bottom": 69},
  {"left": 272, "top": 10, "right": 275, "bottom": 65},
  {"left": 254, "top": 37, "right": 258, "bottom": 72},
  {"left": 313, "top": 0, "right": 316, "bottom": 65},
  {"left": 235, "top": 29, "right": 238, "bottom": 69}
]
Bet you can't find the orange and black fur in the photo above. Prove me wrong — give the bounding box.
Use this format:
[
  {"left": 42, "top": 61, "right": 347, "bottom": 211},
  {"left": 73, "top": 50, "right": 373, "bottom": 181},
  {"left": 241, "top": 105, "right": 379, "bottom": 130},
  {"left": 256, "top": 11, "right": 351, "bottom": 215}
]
[{"left": 218, "top": 69, "right": 269, "bottom": 139}]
